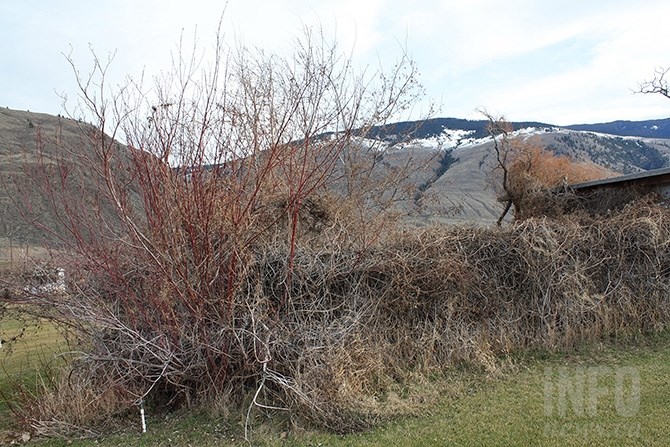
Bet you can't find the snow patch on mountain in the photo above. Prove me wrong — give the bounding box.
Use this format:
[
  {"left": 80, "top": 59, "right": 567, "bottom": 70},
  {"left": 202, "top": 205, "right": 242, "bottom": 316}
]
[
  {"left": 398, "top": 126, "right": 561, "bottom": 152},
  {"left": 393, "top": 128, "right": 483, "bottom": 150}
]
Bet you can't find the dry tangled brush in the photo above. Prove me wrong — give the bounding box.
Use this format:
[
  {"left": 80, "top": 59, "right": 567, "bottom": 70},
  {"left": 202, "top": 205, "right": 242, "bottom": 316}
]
[
  {"left": 514, "top": 184, "right": 657, "bottom": 220},
  {"left": 11, "top": 199, "right": 670, "bottom": 435}
]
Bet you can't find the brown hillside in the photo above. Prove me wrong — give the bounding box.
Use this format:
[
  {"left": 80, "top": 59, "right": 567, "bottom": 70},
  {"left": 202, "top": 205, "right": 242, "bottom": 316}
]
[
  {"left": 3, "top": 108, "right": 669, "bottom": 254},
  {"left": 0, "top": 107, "right": 134, "bottom": 251}
]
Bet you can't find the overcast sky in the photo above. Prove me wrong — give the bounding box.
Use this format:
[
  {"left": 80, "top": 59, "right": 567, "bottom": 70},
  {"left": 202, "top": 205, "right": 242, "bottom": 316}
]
[{"left": 2, "top": 0, "right": 670, "bottom": 125}]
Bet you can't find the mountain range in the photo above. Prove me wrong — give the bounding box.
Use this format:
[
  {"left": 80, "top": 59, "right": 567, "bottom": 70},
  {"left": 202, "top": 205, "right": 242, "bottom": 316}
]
[
  {"left": 365, "top": 117, "right": 670, "bottom": 142},
  {"left": 2, "top": 108, "right": 670, "bottom": 249},
  {"left": 364, "top": 117, "right": 670, "bottom": 225}
]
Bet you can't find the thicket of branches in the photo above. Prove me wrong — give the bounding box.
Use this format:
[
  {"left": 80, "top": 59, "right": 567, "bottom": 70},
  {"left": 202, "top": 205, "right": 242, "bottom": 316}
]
[{"left": 10, "top": 197, "right": 670, "bottom": 436}]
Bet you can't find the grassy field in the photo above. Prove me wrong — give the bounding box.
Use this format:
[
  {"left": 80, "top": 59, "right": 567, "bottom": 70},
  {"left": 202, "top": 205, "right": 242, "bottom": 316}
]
[
  {"left": 1, "top": 317, "right": 64, "bottom": 374},
  {"left": 1, "top": 317, "right": 669, "bottom": 446},
  {"left": 0, "top": 314, "right": 65, "bottom": 431}
]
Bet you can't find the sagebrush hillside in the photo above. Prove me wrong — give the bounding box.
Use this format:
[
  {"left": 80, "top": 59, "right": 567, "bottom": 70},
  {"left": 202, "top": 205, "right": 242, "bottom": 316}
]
[
  {"left": 2, "top": 108, "right": 670, "bottom": 247},
  {"left": 0, "top": 107, "right": 136, "bottom": 248},
  {"left": 378, "top": 124, "right": 670, "bottom": 225}
]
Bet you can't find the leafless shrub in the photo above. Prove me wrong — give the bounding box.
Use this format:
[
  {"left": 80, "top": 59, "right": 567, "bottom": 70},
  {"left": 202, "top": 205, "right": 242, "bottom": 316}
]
[{"left": 4, "top": 23, "right": 429, "bottom": 436}]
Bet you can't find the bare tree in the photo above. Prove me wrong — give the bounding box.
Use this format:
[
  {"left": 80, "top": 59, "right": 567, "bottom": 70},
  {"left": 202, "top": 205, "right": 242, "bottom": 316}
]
[
  {"left": 482, "top": 110, "right": 611, "bottom": 224},
  {"left": 638, "top": 66, "right": 670, "bottom": 99},
  {"left": 479, "top": 110, "right": 515, "bottom": 225}
]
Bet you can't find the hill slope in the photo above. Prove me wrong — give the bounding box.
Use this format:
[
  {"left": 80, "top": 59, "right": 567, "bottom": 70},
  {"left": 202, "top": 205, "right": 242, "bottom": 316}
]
[
  {"left": 0, "top": 108, "right": 134, "bottom": 250},
  {"left": 3, "top": 109, "right": 670, "bottom": 250},
  {"left": 368, "top": 121, "right": 670, "bottom": 225}
]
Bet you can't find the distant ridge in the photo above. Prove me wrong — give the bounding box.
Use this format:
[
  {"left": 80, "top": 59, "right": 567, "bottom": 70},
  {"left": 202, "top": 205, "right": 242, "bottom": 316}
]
[
  {"left": 365, "top": 117, "right": 670, "bottom": 141},
  {"left": 364, "top": 118, "right": 554, "bottom": 141},
  {"left": 3, "top": 107, "right": 670, "bottom": 247},
  {"left": 565, "top": 118, "right": 670, "bottom": 139}
]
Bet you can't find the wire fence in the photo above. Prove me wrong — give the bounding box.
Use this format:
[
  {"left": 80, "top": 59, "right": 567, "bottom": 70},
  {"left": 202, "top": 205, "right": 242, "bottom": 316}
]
[{"left": 0, "top": 237, "right": 48, "bottom": 271}]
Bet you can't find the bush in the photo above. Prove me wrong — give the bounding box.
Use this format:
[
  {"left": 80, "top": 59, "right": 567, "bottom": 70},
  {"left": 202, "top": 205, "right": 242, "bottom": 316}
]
[{"left": 5, "top": 24, "right": 426, "bottom": 437}]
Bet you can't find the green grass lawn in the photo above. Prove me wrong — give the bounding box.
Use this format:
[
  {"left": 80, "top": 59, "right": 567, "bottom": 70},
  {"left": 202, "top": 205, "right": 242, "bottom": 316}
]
[
  {"left": 2, "top": 323, "right": 670, "bottom": 446},
  {"left": 0, "top": 313, "right": 65, "bottom": 429},
  {"left": 272, "top": 333, "right": 670, "bottom": 447},
  {"left": 1, "top": 316, "right": 64, "bottom": 375}
]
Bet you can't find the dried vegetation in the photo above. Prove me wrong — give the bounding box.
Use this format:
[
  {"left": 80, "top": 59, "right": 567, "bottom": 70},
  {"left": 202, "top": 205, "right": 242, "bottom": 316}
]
[{"left": 7, "top": 196, "right": 670, "bottom": 436}]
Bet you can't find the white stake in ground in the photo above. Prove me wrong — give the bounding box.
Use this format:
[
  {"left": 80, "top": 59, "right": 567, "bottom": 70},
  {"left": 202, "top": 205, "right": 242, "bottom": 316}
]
[{"left": 139, "top": 398, "right": 147, "bottom": 433}]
